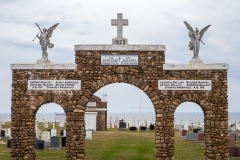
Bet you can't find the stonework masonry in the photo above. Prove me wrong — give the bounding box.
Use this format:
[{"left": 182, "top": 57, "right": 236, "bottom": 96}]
[{"left": 11, "top": 44, "right": 229, "bottom": 160}]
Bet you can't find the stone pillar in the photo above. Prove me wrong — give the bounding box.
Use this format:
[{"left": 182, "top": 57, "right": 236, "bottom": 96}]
[
  {"left": 66, "top": 112, "right": 85, "bottom": 160},
  {"left": 155, "top": 105, "right": 175, "bottom": 160}
]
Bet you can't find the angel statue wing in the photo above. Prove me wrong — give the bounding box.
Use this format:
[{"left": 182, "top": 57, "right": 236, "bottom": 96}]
[
  {"left": 199, "top": 25, "right": 211, "bottom": 39},
  {"left": 47, "top": 23, "right": 59, "bottom": 40},
  {"left": 46, "top": 23, "right": 59, "bottom": 48},
  {"left": 183, "top": 21, "right": 195, "bottom": 41}
]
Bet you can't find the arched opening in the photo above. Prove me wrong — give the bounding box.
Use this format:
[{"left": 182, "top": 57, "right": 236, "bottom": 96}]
[
  {"left": 174, "top": 102, "right": 205, "bottom": 160},
  {"left": 85, "top": 83, "right": 156, "bottom": 159},
  {"left": 35, "top": 103, "right": 66, "bottom": 159}
]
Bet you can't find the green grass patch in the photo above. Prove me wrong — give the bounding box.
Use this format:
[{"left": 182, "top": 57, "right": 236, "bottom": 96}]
[{"left": 0, "top": 122, "right": 239, "bottom": 160}]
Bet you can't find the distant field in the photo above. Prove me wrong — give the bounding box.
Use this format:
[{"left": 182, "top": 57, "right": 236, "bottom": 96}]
[{"left": 0, "top": 122, "right": 239, "bottom": 160}]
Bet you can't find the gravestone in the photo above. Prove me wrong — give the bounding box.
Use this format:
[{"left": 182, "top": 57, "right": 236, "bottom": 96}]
[
  {"left": 229, "top": 131, "right": 239, "bottom": 140},
  {"left": 198, "top": 133, "right": 204, "bottom": 142},
  {"left": 62, "top": 137, "right": 66, "bottom": 147},
  {"left": 41, "top": 131, "right": 50, "bottom": 143},
  {"left": 36, "top": 129, "right": 41, "bottom": 139},
  {"left": 60, "top": 130, "right": 66, "bottom": 137},
  {"left": 87, "top": 129, "right": 95, "bottom": 135},
  {"left": 44, "top": 122, "right": 48, "bottom": 128},
  {"left": 193, "top": 128, "right": 201, "bottom": 133},
  {"left": 0, "top": 121, "right": 2, "bottom": 129},
  {"left": 7, "top": 128, "right": 11, "bottom": 139},
  {"left": 7, "top": 139, "right": 10, "bottom": 149},
  {"left": 129, "top": 127, "right": 137, "bottom": 131},
  {"left": 185, "top": 133, "right": 198, "bottom": 141},
  {"left": 49, "top": 136, "right": 61, "bottom": 150},
  {"left": 149, "top": 124, "right": 155, "bottom": 130},
  {"left": 140, "top": 126, "right": 147, "bottom": 131},
  {"left": 229, "top": 135, "right": 235, "bottom": 147},
  {"left": 85, "top": 130, "right": 92, "bottom": 140},
  {"left": 229, "top": 147, "right": 240, "bottom": 157},
  {"left": 111, "top": 123, "right": 114, "bottom": 129},
  {"left": 1, "top": 130, "right": 5, "bottom": 138},
  {"left": 35, "top": 140, "right": 44, "bottom": 150},
  {"left": 118, "top": 119, "right": 126, "bottom": 130},
  {"left": 47, "top": 129, "right": 51, "bottom": 135},
  {"left": 59, "top": 121, "right": 64, "bottom": 127},
  {"left": 51, "top": 129, "right": 57, "bottom": 137},
  {"left": 181, "top": 129, "right": 188, "bottom": 137}
]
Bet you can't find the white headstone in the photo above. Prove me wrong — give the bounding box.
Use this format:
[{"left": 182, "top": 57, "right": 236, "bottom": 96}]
[
  {"left": 107, "top": 120, "right": 110, "bottom": 129},
  {"left": 0, "top": 121, "right": 2, "bottom": 129},
  {"left": 36, "top": 129, "right": 41, "bottom": 139},
  {"left": 8, "top": 128, "right": 11, "bottom": 139},
  {"left": 44, "top": 122, "right": 48, "bottom": 128},
  {"left": 59, "top": 121, "right": 64, "bottom": 127},
  {"left": 52, "top": 123, "right": 55, "bottom": 129},
  {"left": 111, "top": 123, "right": 114, "bottom": 129},
  {"left": 41, "top": 131, "right": 50, "bottom": 142},
  {"left": 51, "top": 129, "right": 57, "bottom": 137},
  {"left": 85, "top": 112, "right": 98, "bottom": 130},
  {"left": 35, "top": 121, "right": 38, "bottom": 131},
  {"left": 63, "top": 130, "right": 66, "bottom": 137},
  {"left": 85, "top": 130, "right": 92, "bottom": 140}
]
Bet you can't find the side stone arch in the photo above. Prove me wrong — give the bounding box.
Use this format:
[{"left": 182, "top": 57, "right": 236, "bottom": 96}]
[{"left": 154, "top": 90, "right": 228, "bottom": 160}]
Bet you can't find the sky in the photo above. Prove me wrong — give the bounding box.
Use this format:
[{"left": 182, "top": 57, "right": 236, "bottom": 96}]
[{"left": 0, "top": 0, "right": 240, "bottom": 114}]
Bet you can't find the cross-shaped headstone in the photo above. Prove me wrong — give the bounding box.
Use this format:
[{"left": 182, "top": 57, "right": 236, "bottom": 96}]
[{"left": 111, "top": 13, "right": 128, "bottom": 38}]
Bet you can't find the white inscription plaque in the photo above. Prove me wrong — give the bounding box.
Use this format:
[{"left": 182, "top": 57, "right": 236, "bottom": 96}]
[
  {"left": 101, "top": 54, "right": 138, "bottom": 65},
  {"left": 158, "top": 80, "right": 211, "bottom": 90},
  {"left": 28, "top": 80, "right": 81, "bottom": 90},
  {"left": 87, "top": 102, "right": 97, "bottom": 107}
]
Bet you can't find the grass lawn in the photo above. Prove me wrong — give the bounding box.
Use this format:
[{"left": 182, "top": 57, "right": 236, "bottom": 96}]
[{"left": 0, "top": 122, "right": 240, "bottom": 160}]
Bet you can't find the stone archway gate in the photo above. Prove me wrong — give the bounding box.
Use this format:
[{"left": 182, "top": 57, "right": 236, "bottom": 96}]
[
  {"left": 10, "top": 14, "right": 229, "bottom": 160},
  {"left": 11, "top": 43, "right": 229, "bottom": 160}
]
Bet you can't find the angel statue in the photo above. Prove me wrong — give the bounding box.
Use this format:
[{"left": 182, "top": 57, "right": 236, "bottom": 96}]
[
  {"left": 33, "top": 23, "right": 59, "bottom": 59},
  {"left": 183, "top": 21, "right": 211, "bottom": 60}
]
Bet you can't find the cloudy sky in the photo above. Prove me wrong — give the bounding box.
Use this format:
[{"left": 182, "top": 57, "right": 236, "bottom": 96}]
[{"left": 0, "top": 0, "right": 240, "bottom": 114}]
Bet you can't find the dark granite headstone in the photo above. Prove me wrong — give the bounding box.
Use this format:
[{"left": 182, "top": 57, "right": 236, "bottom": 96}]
[
  {"left": 129, "top": 127, "right": 137, "bottom": 131},
  {"left": 140, "top": 126, "right": 146, "bottom": 131},
  {"left": 7, "top": 139, "right": 10, "bottom": 148},
  {"left": 62, "top": 137, "right": 66, "bottom": 147},
  {"left": 119, "top": 122, "right": 126, "bottom": 129},
  {"left": 1, "top": 130, "right": 5, "bottom": 137},
  {"left": 60, "top": 130, "right": 64, "bottom": 137},
  {"left": 35, "top": 140, "right": 44, "bottom": 150},
  {"left": 193, "top": 128, "right": 201, "bottom": 133},
  {"left": 181, "top": 130, "right": 187, "bottom": 136},
  {"left": 149, "top": 124, "right": 155, "bottom": 130},
  {"left": 50, "top": 136, "right": 60, "bottom": 148}
]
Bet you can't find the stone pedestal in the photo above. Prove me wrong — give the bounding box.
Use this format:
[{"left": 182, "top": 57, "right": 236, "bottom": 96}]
[{"left": 37, "top": 58, "right": 51, "bottom": 64}]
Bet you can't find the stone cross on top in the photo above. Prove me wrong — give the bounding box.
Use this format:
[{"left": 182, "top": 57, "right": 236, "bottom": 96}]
[{"left": 111, "top": 13, "right": 128, "bottom": 45}]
